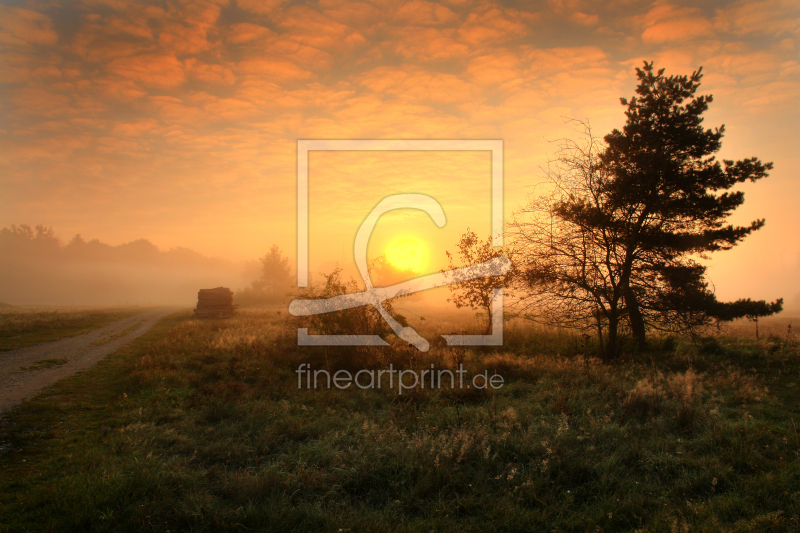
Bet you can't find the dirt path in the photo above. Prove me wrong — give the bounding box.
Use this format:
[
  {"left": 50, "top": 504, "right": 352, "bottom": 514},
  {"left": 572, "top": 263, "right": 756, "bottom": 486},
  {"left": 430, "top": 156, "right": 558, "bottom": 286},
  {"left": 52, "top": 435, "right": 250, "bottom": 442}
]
[{"left": 0, "top": 308, "right": 178, "bottom": 413}]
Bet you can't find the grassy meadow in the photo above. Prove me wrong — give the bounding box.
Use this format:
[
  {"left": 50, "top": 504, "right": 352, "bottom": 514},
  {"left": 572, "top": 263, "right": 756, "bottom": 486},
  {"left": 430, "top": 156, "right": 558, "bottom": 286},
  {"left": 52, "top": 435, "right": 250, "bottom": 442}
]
[
  {"left": 0, "top": 307, "right": 149, "bottom": 353},
  {"left": 0, "top": 308, "right": 799, "bottom": 532}
]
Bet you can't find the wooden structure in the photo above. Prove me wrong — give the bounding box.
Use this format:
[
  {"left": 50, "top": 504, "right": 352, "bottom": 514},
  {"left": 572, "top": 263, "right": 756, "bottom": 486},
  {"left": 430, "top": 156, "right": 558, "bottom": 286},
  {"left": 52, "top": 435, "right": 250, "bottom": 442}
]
[{"left": 194, "top": 287, "right": 237, "bottom": 317}]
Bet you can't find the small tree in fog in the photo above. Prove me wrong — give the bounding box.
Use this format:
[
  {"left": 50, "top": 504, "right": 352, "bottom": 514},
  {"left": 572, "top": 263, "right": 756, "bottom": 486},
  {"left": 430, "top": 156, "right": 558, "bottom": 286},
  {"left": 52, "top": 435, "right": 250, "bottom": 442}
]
[
  {"left": 369, "top": 255, "right": 417, "bottom": 288},
  {"left": 238, "top": 245, "right": 293, "bottom": 305},
  {"left": 445, "top": 229, "right": 514, "bottom": 335}
]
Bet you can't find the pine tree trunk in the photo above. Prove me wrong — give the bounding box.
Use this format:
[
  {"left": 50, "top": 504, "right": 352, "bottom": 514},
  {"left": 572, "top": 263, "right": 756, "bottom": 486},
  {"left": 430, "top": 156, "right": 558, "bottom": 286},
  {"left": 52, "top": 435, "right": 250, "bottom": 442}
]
[
  {"left": 624, "top": 286, "right": 647, "bottom": 350},
  {"left": 606, "top": 315, "right": 619, "bottom": 360},
  {"left": 595, "top": 314, "right": 604, "bottom": 355}
]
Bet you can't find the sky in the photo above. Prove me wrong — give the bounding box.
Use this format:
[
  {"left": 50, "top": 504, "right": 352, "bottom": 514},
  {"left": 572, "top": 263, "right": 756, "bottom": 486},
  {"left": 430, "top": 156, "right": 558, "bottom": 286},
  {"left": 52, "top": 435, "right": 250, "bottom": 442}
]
[{"left": 1, "top": 0, "right": 799, "bottom": 308}]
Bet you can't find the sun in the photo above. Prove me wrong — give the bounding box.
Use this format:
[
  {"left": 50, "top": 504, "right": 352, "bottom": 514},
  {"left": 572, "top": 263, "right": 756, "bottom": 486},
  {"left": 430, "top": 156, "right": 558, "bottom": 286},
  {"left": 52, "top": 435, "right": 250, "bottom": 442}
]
[{"left": 385, "top": 237, "right": 429, "bottom": 273}]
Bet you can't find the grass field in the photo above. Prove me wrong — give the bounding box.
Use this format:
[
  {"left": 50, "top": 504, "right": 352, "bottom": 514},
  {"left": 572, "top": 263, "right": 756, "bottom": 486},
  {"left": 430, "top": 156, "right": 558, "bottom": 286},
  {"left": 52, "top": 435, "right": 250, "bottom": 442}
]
[
  {"left": 0, "top": 308, "right": 150, "bottom": 353},
  {"left": 0, "top": 309, "right": 798, "bottom": 532}
]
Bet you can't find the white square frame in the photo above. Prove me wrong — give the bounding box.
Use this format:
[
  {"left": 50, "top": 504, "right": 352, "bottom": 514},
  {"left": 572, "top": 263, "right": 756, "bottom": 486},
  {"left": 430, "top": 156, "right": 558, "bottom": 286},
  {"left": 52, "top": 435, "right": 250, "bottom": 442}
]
[{"left": 297, "top": 139, "right": 505, "bottom": 346}]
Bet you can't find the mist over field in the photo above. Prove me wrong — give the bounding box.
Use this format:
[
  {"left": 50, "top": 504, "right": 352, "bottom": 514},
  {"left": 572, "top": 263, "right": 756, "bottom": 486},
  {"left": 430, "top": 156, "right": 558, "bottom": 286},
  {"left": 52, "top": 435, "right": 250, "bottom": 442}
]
[
  {"left": 0, "top": 225, "right": 242, "bottom": 307},
  {"left": 3, "top": 221, "right": 798, "bottom": 318}
]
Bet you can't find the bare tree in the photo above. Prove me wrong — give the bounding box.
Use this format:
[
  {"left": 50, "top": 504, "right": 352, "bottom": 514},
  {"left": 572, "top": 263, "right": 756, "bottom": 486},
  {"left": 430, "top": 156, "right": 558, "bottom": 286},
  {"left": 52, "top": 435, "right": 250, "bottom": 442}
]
[
  {"left": 445, "top": 229, "right": 514, "bottom": 335},
  {"left": 509, "top": 126, "right": 625, "bottom": 356}
]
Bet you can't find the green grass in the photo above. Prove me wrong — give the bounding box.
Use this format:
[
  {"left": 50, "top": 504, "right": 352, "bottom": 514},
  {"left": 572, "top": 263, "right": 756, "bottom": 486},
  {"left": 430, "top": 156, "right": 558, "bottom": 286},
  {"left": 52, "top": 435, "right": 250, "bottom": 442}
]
[
  {"left": 0, "top": 310, "right": 798, "bottom": 532},
  {"left": 9, "top": 358, "right": 69, "bottom": 374},
  {"left": 0, "top": 308, "right": 148, "bottom": 352}
]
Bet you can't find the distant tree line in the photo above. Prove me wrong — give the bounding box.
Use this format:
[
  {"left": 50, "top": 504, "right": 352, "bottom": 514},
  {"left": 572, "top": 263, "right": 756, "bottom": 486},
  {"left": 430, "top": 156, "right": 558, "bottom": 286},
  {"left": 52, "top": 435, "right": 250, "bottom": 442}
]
[
  {"left": 0, "top": 224, "right": 237, "bottom": 306},
  {"left": 0, "top": 224, "right": 228, "bottom": 267}
]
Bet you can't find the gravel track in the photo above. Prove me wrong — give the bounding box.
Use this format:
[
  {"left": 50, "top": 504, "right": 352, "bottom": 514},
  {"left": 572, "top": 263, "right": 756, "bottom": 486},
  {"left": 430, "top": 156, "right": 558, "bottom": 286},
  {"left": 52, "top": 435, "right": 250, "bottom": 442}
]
[{"left": 0, "top": 308, "right": 178, "bottom": 413}]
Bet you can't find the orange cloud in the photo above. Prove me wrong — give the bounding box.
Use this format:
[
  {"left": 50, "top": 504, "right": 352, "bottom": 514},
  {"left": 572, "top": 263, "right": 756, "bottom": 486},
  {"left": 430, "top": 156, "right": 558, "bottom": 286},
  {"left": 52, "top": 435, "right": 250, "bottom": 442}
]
[
  {"left": 237, "top": 0, "right": 289, "bottom": 16},
  {"left": 30, "top": 65, "right": 62, "bottom": 80},
  {"left": 571, "top": 12, "right": 599, "bottom": 26},
  {"left": 203, "top": 98, "right": 260, "bottom": 121},
  {"left": 0, "top": 52, "right": 33, "bottom": 84},
  {"left": 187, "top": 61, "right": 236, "bottom": 86},
  {"left": 146, "top": 95, "right": 203, "bottom": 125},
  {"left": 236, "top": 59, "right": 315, "bottom": 84},
  {"left": 390, "top": 28, "right": 470, "bottom": 61},
  {"left": 106, "top": 54, "right": 186, "bottom": 89},
  {"left": 0, "top": 6, "right": 58, "bottom": 48},
  {"left": 639, "top": 4, "right": 714, "bottom": 44},
  {"left": 467, "top": 52, "right": 522, "bottom": 87},
  {"left": 9, "top": 88, "right": 72, "bottom": 119},
  {"left": 458, "top": 7, "right": 532, "bottom": 45},
  {"left": 319, "top": 0, "right": 382, "bottom": 27},
  {"left": 715, "top": 0, "right": 800, "bottom": 37},
  {"left": 357, "top": 66, "right": 480, "bottom": 105},
  {"left": 71, "top": 25, "right": 154, "bottom": 63},
  {"left": 107, "top": 16, "right": 152, "bottom": 40},
  {"left": 394, "top": 0, "right": 459, "bottom": 26},
  {"left": 524, "top": 46, "right": 609, "bottom": 75},
  {"left": 111, "top": 120, "right": 160, "bottom": 137},
  {"left": 278, "top": 5, "right": 366, "bottom": 52},
  {"left": 226, "top": 23, "right": 275, "bottom": 44},
  {"left": 94, "top": 78, "right": 149, "bottom": 101}
]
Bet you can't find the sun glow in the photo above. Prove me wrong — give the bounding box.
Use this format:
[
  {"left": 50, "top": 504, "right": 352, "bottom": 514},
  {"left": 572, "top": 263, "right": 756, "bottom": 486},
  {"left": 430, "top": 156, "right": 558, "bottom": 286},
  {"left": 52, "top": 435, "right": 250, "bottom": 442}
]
[{"left": 385, "top": 237, "right": 429, "bottom": 273}]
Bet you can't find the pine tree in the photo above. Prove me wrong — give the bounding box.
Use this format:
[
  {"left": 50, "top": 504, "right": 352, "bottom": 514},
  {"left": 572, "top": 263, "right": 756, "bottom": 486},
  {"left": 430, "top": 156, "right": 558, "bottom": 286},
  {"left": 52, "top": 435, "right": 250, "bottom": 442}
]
[
  {"left": 252, "top": 244, "right": 293, "bottom": 302},
  {"left": 599, "top": 62, "right": 776, "bottom": 348},
  {"left": 512, "top": 62, "right": 781, "bottom": 357}
]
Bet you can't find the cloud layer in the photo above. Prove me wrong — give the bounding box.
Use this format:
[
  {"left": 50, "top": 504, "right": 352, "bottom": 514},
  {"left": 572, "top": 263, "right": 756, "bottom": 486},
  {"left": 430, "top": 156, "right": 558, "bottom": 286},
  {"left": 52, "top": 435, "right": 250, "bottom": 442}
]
[{"left": 0, "top": 0, "right": 798, "bottom": 303}]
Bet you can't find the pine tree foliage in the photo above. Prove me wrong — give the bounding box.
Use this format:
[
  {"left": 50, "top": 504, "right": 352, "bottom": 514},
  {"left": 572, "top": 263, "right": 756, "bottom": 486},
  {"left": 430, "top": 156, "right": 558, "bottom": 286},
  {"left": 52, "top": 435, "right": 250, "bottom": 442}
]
[{"left": 511, "top": 62, "right": 781, "bottom": 357}]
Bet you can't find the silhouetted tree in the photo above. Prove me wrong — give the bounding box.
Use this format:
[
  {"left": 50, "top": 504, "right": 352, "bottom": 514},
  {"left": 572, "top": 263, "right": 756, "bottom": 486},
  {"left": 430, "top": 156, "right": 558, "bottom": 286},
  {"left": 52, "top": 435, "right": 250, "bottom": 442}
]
[
  {"left": 293, "top": 264, "right": 404, "bottom": 339},
  {"left": 250, "top": 244, "right": 293, "bottom": 303},
  {"left": 712, "top": 298, "right": 784, "bottom": 339},
  {"left": 446, "top": 229, "right": 514, "bottom": 335},
  {"left": 369, "top": 254, "right": 418, "bottom": 288},
  {"left": 67, "top": 234, "right": 86, "bottom": 247},
  {"left": 0, "top": 224, "right": 59, "bottom": 254},
  {"left": 510, "top": 129, "right": 627, "bottom": 354},
  {"left": 512, "top": 62, "right": 780, "bottom": 357}
]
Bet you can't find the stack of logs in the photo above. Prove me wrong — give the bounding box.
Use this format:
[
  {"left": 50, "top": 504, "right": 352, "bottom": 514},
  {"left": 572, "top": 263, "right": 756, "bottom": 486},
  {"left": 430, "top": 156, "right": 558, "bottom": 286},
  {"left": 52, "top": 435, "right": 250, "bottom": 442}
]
[{"left": 194, "top": 287, "right": 237, "bottom": 317}]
